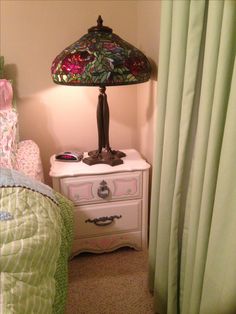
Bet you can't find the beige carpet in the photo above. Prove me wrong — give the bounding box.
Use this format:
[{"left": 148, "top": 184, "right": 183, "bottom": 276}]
[{"left": 65, "top": 247, "right": 154, "bottom": 314}]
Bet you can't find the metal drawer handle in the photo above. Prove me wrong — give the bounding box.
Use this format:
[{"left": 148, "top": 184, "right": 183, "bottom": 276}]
[
  {"left": 97, "top": 180, "right": 110, "bottom": 199},
  {"left": 85, "top": 215, "right": 122, "bottom": 226}
]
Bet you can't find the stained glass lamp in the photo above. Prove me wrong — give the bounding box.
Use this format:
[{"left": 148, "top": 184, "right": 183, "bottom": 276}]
[{"left": 51, "top": 16, "right": 151, "bottom": 166}]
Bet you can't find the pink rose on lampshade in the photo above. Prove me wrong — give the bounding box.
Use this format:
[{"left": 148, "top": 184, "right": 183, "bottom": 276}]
[
  {"left": 61, "top": 51, "right": 95, "bottom": 75},
  {"left": 124, "top": 57, "right": 148, "bottom": 76}
]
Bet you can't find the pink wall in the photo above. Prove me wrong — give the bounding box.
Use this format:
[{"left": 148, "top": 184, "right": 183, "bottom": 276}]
[
  {"left": 1, "top": 0, "right": 160, "bottom": 185},
  {"left": 137, "top": 1, "right": 160, "bottom": 163}
]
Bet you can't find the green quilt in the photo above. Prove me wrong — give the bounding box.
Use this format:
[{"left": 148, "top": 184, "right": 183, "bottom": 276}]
[{"left": 0, "top": 169, "right": 74, "bottom": 314}]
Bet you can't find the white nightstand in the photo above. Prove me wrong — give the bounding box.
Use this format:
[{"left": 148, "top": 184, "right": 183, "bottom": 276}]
[{"left": 50, "top": 149, "right": 150, "bottom": 256}]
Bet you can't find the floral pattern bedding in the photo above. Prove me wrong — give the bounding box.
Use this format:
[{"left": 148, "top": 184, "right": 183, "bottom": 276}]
[
  {"left": 16, "top": 140, "right": 44, "bottom": 182},
  {"left": 0, "top": 76, "right": 44, "bottom": 182},
  {"left": 0, "top": 108, "right": 18, "bottom": 169}
]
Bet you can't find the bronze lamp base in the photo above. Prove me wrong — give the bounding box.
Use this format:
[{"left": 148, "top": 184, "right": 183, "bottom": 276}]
[{"left": 83, "top": 149, "right": 126, "bottom": 166}]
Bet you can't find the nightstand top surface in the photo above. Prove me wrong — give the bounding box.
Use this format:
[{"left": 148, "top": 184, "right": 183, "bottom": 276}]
[{"left": 50, "top": 149, "right": 150, "bottom": 178}]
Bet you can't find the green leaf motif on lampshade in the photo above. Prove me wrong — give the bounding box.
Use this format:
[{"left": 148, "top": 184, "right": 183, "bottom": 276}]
[{"left": 51, "top": 29, "right": 151, "bottom": 87}]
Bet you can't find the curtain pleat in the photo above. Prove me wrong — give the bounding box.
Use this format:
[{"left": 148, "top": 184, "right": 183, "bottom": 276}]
[
  {"left": 148, "top": 0, "right": 173, "bottom": 292},
  {"left": 149, "top": 0, "right": 236, "bottom": 313},
  {"left": 181, "top": 1, "right": 225, "bottom": 313},
  {"left": 149, "top": 1, "right": 191, "bottom": 312},
  {"left": 168, "top": 1, "right": 207, "bottom": 313},
  {"left": 200, "top": 56, "right": 236, "bottom": 314},
  {"left": 186, "top": 2, "right": 236, "bottom": 314}
]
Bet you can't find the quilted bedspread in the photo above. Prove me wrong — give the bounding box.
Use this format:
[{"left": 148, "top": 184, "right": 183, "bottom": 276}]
[{"left": 0, "top": 168, "right": 74, "bottom": 314}]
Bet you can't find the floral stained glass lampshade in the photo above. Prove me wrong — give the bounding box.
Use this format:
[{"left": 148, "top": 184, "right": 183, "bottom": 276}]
[{"left": 51, "top": 16, "right": 151, "bottom": 166}]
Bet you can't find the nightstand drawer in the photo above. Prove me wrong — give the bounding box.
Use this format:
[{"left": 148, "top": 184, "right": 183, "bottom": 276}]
[
  {"left": 74, "top": 199, "right": 141, "bottom": 238},
  {"left": 60, "top": 171, "right": 142, "bottom": 205}
]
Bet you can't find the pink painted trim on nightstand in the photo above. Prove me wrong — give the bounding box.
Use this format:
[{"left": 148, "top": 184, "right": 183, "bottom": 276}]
[
  {"left": 68, "top": 182, "right": 93, "bottom": 201},
  {"left": 113, "top": 178, "right": 137, "bottom": 197}
]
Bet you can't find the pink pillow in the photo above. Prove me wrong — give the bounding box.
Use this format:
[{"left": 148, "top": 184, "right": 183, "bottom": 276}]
[
  {"left": 0, "top": 109, "right": 18, "bottom": 168},
  {"left": 0, "top": 79, "right": 13, "bottom": 110}
]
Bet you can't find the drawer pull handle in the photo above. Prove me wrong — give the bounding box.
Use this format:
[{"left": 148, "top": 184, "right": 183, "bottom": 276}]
[
  {"left": 97, "top": 180, "right": 110, "bottom": 199},
  {"left": 85, "top": 215, "right": 122, "bottom": 226}
]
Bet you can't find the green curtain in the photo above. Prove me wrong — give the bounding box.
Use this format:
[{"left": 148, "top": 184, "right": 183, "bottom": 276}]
[{"left": 148, "top": 1, "right": 236, "bottom": 313}]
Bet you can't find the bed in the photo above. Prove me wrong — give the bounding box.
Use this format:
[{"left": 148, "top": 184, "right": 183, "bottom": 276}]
[
  {"left": 0, "top": 56, "right": 74, "bottom": 313},
  {"left": 0, "top": 167, "right": 74, "bottom": 314}
]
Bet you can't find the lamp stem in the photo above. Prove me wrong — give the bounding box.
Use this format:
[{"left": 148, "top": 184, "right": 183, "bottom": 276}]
[
  {"left": 83, "top": 86, "right": 126, "bottom": 166},
  {"left": 97, "top": 86, "right": 111, "bottom": 154},
  {"left": 97, "top": 88, "right": 104, "bottom": 153}
]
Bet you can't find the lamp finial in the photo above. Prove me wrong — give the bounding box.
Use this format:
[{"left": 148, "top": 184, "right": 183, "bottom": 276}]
[
  {"left": 88, "top": 15, "right": 112, "bottom": 33},
  {"left": 97, "top": 15, "right": 103, "bottom": 27}
]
